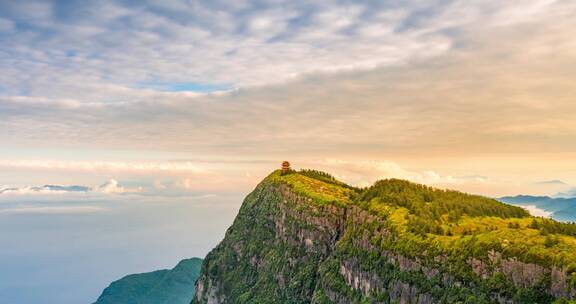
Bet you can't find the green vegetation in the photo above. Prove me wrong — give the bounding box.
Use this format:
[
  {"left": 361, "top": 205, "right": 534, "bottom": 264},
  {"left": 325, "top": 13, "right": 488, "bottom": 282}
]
[
  {"left": 360, "top": 179, "right": 529, "bottom": 220},
  {"left": 529, "top": 218, "right": 576, "bottom": 236},
  {"left": 95, "top": 258, "right": 202, "bottom": 304},
  {"left": 298, "top": 169, "right": 358, "bottom": 190},
  {"left": 340, "top": 178, "right": 576, "bottom": 269},
  {"left": 194, "top": 170, "right": 576, "bottom": 304},
  {"left": 194, "top": 179, "right": 336, "bottom": 303},
  {"left": 267, "top": 170, "right": 354, "bottom": 206}
]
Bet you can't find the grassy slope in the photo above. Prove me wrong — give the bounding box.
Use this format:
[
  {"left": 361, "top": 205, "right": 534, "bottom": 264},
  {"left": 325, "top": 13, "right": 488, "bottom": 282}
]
[{"left": 268, "top": 169, "right": 355, "bottom": 206}]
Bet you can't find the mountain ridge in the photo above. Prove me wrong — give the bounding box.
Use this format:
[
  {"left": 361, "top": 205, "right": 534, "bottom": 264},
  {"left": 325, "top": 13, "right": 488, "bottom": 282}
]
[{"left": 193, "top": 169, "right": 576, "bottom": 303}]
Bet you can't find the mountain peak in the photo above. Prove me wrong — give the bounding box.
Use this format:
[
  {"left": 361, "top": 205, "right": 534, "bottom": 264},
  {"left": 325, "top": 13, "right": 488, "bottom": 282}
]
[{"left": 194, "top": 169, "right": 576, "bottom": 303}]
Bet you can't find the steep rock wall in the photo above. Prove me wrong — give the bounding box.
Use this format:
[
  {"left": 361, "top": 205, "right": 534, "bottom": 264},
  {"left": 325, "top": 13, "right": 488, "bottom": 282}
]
[{"left": 193, "top": 177, "right": 575, "bottom": 304}]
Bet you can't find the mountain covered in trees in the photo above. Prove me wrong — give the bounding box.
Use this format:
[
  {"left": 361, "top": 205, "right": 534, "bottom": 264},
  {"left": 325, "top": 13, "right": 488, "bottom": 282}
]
[
  {"left": 193, "top": 169, "right": 576, "bottom": 303},
  {"left": 94, "top": 258, "right": 202, "bottom": 304}
]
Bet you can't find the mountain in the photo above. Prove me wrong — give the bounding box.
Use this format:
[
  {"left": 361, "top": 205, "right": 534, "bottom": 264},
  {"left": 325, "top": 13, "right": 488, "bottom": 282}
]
[
  {"left": 499, "top": 195, "right": 576, "bottom": 222},
  {"left": 0, "top": 184, "right": 90, "bottom": 194},
  {"left": 0, "top": 180, "right": 136, "bottom": 194},
  {"left": 193, "top": 169, "right": 576, "bottom": 303},
  {"left": 557, "top": 188, "right": 576, "bottom": 199},
  {"left": 95, "top": 258, "right": 202, "bottom": 304},
  {"left": 43, "top": 185, "right": 91, "bottom": 192}
]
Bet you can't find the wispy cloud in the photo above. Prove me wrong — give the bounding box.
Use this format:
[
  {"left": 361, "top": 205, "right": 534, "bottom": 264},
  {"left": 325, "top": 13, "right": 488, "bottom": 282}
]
[
  {"left": 311, "top": 159, "right": 489, "bottom": 188},
  {"left": 521, "top": 205, "right": 553, "bottom": 218},
  {"left": 2, "top": 1, "right": 575, "bottom": 157},
  {"left": 536, "top": 180, "right": 567, "bottom": 185},
  {"left": 93, "top": 179, "right": 142, "bottom": 194},
  {"left": 0, "top": 160, "right": 208, "bottom": 173},
  {"left": 0, "top": 206, "right": 106, "bottom": 214},
  {"left": 0, "top": 0, "right": 453, "bottom": 98},
  {"left": 1, "top": 0, "right": 568, "bottom": 101}
]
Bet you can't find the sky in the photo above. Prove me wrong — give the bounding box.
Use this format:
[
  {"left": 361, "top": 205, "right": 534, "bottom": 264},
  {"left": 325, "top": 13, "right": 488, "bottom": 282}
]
[
  {"left": 0, "top": 190, "right": 240, "bottom": 303},
  {"left": 1, "top": 0, "right": 576, "bottom": 197},
  {"left": 1, "top": 0, "right": 576, "bottom": 303}
]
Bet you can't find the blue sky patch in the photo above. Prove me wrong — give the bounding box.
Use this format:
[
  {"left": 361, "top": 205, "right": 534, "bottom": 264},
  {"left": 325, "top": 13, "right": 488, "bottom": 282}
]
[{"left": 136, "top": 81, "right": 233, "bottom": 93}]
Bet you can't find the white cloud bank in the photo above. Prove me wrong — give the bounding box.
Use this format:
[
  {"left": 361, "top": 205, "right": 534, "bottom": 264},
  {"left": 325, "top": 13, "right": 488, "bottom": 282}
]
[
  {"left": 0, "top": 179, "right": 141, "bottom": 195},
  {"left": 93, "top": 179, "right": 142, "bottom": 194},
  {"left": 521, "top": 205, "right": 553, "bottom": 218}
]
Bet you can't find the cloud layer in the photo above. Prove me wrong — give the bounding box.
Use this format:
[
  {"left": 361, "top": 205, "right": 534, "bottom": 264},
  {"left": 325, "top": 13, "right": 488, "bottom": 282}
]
[
  {"left": 0, "top": 179, "right": 140, "bottom": 195},
  {"left": 1, "top": 0, "right": 571, "bottom": 98},
  {"left": 0, "top": 0, "right": 575, "bottom": 196},
  {"left": 0, "top": 0, "right": 457, "bottom": 99},
  {"left": 0, "top": 206, "right": 106, "bottom": 214},
  {"left": 520, "top": 205, "right": 553, "bottom": 218},
  {"left": 0, "top": 160, "right": 207, "bottom": 173},
  {"left": 1, "top": 0, "right": 574, "bottom": 156},
  {"left": 313, "top": 159, "right": 488, "bottom": 188}
]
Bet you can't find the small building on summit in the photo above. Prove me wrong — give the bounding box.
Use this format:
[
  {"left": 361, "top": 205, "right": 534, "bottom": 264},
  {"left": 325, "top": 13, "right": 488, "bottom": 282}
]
[{"left": 281, "top": 161, "right": 291, "bottom": 174}]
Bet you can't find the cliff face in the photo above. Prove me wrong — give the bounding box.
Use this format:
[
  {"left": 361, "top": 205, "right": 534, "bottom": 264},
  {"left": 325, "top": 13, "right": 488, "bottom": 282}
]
[{"left": 193, "top": 170, "right": 576, "bottom": 304}]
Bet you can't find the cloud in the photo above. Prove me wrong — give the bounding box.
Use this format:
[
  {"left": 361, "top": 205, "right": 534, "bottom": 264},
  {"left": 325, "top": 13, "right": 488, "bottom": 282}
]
[
  {"left": 1, "top": 0, "right": 575, "bottom": 158},
  {"left": 312, "top": 159, "right": 489, "bottom": 188},
  {"left": 93, "top": 179, "right": 141, "bottom": 194},
  {"left": 0, "top": 0, "right": 447, "bottom": 100},
  {"left": 177, "top": 178, "right": 195, "bottom": 190},
  {"left": 556, "top": 188, "right": 576, "bottom": 199},
  {"left": 520, "top": 205, "right": 553, "bottom": 218},
  {"left": 0, "top": 180, "right": 140, "bottom": 195},
  {"left": 0, "top": 185, "right": 89, "bottom": 195},
  {"left": 2, "top": 0, "right": 567, "bottom": 102},
  {"left": 0, "top": 1, "right": 575, "bottom": 197},
  {"left": 536, "top": 180, "right": 567, "bottom": 185},
  {"left": 0, "top": 160, "right": 208, "bottom": 173},
  {"left": 0, "top": 18, "right": 15, "bottom": 32},
  {"left": 527, "top": 180, "right": 573, "bottom": 198},
  {"left": 0, "top": 206, "right": 106, "bottom": 214}
]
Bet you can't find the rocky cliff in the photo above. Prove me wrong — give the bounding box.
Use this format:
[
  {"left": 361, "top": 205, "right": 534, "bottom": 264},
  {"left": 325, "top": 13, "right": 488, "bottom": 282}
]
[{"left": 193, "top": 170, "right": 576, "bottom": 304}]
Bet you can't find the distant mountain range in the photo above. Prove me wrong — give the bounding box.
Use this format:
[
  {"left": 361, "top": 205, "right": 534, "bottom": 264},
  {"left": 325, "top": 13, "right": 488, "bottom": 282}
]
[
  {"left": 499, "top": 195, "right": 576, "bottom": 222},
  {"left": 0, "top": 184, "right": 90, "bottom": 194},
  {"left": 94, "top": 258, "right": 202, "bottom": 304},
  {"left": 557, "top": 188, "right": 576, "bottom": 198},
  {"left": 0, "top": 179, "right": 135, "bottom": 194}
]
